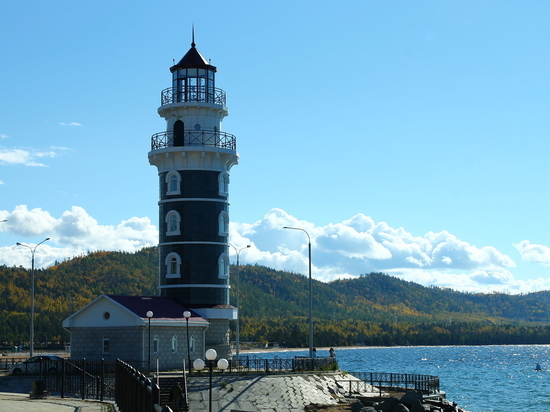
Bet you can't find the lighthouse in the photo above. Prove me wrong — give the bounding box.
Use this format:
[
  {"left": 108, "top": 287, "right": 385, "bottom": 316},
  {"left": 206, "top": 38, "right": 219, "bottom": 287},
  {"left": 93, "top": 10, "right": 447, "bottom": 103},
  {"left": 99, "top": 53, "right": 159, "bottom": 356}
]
[{"left": 148, "top": 38, "right": 238, "bottom": 356}]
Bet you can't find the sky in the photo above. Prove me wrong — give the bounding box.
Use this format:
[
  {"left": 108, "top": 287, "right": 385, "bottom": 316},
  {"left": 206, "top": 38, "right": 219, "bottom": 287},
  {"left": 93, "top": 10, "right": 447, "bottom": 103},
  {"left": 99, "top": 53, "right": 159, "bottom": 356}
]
[{"left": 2, "top": 1, "right": 550, "bottom": 294}]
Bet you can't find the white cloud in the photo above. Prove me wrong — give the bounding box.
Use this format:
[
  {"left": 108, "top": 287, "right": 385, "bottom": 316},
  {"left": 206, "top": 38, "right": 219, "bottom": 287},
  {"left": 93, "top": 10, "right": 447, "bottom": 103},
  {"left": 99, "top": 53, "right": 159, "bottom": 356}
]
[
  {"left": 1, "top": 205, "right": 545, "bottom": 293},
  {"left": 0, "top": 134, "right": 8, "bottom": 139},
  {"left": 0, "top": 205, "right": 158, "bottom": 268},
  {"left": 514, "top": 240, "right": 550, "bottom": 265},
  {"left": 0, "top": 147, "right": 64, "bottom": 167},
  {"left": 59, "top": 122, "right": 81, "bottom": 126}
]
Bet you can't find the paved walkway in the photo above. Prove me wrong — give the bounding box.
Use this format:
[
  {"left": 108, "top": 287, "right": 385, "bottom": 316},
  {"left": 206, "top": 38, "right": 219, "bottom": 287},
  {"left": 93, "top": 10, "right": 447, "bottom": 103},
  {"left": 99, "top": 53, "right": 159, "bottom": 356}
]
[
  {"left": 0, "top": 372, "right": 379, "bottom": 412},
  {"left": 185, "top": 372, "right": 377, "bottom": 412},
  {"left": 0, "top": 392, "right": 113, "bottom": 411}
]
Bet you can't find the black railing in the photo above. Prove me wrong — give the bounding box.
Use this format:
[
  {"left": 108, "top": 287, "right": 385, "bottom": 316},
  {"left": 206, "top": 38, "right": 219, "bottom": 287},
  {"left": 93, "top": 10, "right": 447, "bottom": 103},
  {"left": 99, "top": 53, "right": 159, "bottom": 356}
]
[
  {"left": 338, "top": 372, "right": 440, "bottom": 395},
  {"left": 189, "top": 356, "right": 337, "bottom": 374},
  {"left": 161, "top": 87, "right": 226, "bottom": 106},
  {"left": 116, "top": 359, "right": 160, "bottom": 412},
  {"left": 42, "top": 358, "right": 116, "bottom": 401},
  {"left": 151, "top": 130, "right": 236, "bottom": 151}
]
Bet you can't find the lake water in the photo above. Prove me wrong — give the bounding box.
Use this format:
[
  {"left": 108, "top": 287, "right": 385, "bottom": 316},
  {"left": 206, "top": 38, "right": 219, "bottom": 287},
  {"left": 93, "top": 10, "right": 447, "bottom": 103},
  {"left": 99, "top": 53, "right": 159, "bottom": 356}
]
[{"left": 257, "top": 345, "right": 550, "bottom": 412}]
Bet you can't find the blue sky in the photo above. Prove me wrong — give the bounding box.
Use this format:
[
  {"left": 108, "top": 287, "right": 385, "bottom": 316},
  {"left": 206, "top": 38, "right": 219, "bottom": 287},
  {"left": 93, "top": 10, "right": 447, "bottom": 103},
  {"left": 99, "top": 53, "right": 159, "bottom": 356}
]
[{"left": 2, "top": 1, "right": 550, "bottom": 293}]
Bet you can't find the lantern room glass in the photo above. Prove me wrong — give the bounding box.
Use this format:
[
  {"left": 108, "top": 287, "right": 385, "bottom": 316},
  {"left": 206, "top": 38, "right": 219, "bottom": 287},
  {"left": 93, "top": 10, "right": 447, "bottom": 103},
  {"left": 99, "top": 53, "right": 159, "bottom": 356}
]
[{"left": 173, "top": 68, "right": 215, "bottom": 103}]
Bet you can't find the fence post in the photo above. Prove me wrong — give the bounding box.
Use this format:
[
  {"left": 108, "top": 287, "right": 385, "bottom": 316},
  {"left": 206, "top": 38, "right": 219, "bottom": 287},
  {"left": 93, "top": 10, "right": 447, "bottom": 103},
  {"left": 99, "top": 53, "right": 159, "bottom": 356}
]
[{"left": 100, "top": 358, "right": 104, "bottom": 401}]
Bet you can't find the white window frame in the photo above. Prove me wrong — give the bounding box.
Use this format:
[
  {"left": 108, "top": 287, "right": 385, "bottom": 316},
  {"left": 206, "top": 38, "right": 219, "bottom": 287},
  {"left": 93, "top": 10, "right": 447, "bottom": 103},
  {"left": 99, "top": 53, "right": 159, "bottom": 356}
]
[
  {"left": 171, "top": 335, "right": 177, "bottom": 353},
  {"left": 166, "top": 171, "right": 182, "bottom": 195},
  {"left": 165, "top": 252, "right": 181, "bottom": 279},
  {"left": 218, "top": 211, "right": 229, "bottom": 236},
  {"left": 153, "top": 335, "right": 159, "bottom": 353},
  {"left": 218, "top": 253, "right": 229, "bottom": 279},
  {"left": 166, "top": 210, "right": 181, "bottom": 236},
  {"left": 218, "top": 172, "right": 229, "bottom": 197},
  {"left": 102, "top": 336, "right": 110, "bottom": 354}
]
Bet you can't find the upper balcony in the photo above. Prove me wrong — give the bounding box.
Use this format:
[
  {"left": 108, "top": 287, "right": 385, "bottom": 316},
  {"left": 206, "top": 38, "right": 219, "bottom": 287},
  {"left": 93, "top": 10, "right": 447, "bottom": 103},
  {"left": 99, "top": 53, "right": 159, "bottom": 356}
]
[
  {"left": 161, "top": 87, "right": 226, "bottom": 106},
  {"left": 151, "top": 130, "right": 236, "bottom": 151}
]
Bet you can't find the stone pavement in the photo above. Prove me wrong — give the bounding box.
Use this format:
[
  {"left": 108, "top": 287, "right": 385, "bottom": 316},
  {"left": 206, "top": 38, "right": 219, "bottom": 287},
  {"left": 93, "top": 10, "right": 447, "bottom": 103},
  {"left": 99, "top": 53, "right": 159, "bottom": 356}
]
[
  {"left": 184, "top": 372, "right": 375, "bottom": 412},
  {"left": 0, "top": 391, "right": 113, "bottom": 412},
  {"left": 0, "top": 372, "right": 378, "bottom": 412}
]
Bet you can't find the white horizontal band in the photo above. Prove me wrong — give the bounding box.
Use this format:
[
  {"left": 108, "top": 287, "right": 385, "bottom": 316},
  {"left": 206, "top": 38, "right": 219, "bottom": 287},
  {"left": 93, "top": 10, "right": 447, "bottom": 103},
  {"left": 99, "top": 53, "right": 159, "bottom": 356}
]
[{"left": 159, "top": 284, "right": 230, "bottom": 289}]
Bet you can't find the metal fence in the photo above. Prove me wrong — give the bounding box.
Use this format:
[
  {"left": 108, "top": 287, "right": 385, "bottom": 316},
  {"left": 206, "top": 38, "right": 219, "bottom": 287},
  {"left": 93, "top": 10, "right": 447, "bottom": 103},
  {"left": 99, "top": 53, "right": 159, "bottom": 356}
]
[
  {"left": 150, "top": 130, "right": 236, "bottom": 151},
  {"left": 338, "top": 372, "right": 440, "bottom": 395},
  {"left": 191, "top": 355, "right": 337, "bottom": 374},
  {"left": 116, "top": 359, "right": 160, "bottom": 412},
  {"left": 43, "top": 358, "right": 117, "bottom": 400}
]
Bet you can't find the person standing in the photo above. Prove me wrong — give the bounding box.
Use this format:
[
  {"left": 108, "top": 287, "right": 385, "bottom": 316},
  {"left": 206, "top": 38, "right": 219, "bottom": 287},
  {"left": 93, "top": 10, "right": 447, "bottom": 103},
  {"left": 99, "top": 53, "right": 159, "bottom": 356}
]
[{"left": 170, "top": 383, "right": 182, "bottom": 412}]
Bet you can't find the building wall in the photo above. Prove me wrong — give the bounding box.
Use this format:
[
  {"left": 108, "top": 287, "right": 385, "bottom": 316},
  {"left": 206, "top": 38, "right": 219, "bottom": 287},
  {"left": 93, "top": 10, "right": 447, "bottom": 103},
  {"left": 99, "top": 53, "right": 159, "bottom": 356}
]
[
  {"left": 204, "top": 319, "right": 231, "bottom": 359},
  {"left": 69, "top": 324, "right": 206, "bottom": 370}
]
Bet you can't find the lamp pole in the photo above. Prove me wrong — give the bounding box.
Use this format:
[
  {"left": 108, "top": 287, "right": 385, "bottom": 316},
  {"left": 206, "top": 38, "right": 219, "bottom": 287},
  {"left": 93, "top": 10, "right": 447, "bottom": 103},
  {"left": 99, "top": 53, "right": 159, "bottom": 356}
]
[
  {"left": 283, "top": 226, "right": 313, "bottom": 359},
  {"left": 193, "top": 348, "right": 228, "bottom": 412},
  {"left": 146, "top": 311, "right": 153, "bottom": 374},
  {"left": 16, "top": 237, "right": 50, "bottom": 358},
  {"left": 228, "top": 243, "right": 250, "bottom": 360},
  {"left": 183, "top": 310, "right": 191, "bottom": 370}
]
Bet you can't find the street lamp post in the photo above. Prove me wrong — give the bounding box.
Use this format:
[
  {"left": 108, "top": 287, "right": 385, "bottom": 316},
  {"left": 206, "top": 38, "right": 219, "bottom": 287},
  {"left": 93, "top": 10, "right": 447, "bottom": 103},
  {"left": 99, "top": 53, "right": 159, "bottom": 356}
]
[
  {"left": 193, "top": 349, "right": 228, "bottom": 412},
  {"left": 16, "top": 237, "right": 50, "bottom": 358},
  {"left": 146, "top": 311, "right": 153, "bottom": 374},
  {"left": 183, "top": 310, "right": 191, "bottom": 370},
  {"left": 228, "top": 243, "right": 250, "bottom": 360},
  {"left": 283, "top": 226, "right": 313, "bottom": 360}
]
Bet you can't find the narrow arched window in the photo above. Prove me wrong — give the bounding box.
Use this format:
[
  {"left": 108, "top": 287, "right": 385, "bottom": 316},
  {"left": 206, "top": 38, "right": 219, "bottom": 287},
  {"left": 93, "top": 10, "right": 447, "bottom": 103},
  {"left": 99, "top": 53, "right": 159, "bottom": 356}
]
[
  {"left": 171, "top": 335, "right": 177, "bottom": 353},
  {"left": 189, "top": 336, "right": 195, "bottom": 353},
  {"left": 153, "top": 335, "right": 159, "bottom": 353},
  {"left": 166, "top": 171, "right": 181, "bottom": 195},
  {"left": 218, "top": 253, "right": 229, "bottom": 279},
  {"left": 103, "top": 336, "right": 110, "bottom": 354},
  {"left": 218, "top": 211, "right": 229, "bottom": 236},
  {"left": 218, "top": 172, "right": 229, "bottom": 196},
  {"left": 166, "top": 210, "right": 181, "bottom": 236},
  {"left": 165, "top": 252, "right": 181, "bottom": 279},
  {"left": 173, "top": 120, "right": 185, "bottom": 147}
]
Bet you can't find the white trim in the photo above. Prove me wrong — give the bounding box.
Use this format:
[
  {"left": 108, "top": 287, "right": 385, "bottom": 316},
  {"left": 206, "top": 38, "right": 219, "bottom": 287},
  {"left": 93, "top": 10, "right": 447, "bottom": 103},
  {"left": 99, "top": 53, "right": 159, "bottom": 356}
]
[
  {"left": 159, "top": 198, "right": 229, "bottom": 204},
  {"left": 159, "top": 284, "right": 230, "bottom": 289},
  {"left": 159, "top": 241, "right": 227, "bottom": 246}
]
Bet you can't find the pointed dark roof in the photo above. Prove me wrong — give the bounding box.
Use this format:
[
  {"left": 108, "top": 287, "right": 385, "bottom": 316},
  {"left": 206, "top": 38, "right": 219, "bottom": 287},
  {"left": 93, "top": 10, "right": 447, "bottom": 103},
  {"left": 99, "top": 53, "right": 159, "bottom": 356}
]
[
  {"left": 106, "top": 295, "right": 205, "bottom": 321},
  {"left": 170, "top": 41, "right": 216, "bottom": 73}
]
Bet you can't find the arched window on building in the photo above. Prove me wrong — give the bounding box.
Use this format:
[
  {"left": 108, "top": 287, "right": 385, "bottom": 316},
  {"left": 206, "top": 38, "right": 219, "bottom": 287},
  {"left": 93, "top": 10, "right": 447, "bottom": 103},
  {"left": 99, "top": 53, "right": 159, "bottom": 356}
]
[
  {"left": 166, "top": 210, "right": 181, "bottom": 236},
  {"left": 103, "top": 336, "right": 110, "bottom": 354},
  {"left": 171, "top": 335, "right": 177, "bottom": 353},
  {"left": 218, "top": 172, "right": 229, "bottom": 196},
  {"left": 165, "top": 252, "right": 181, "bottom": 279},
  {"left": 166, "top": 171, "right": 182, "bottom": 195},
  {"left": 218, "top": 211, "right": 229, "bottom": 236},
  {"left": 153, "top": 335, "right": 159, "bottom": 353},
  {"left": 218, "top": 253, "right": 229, "bottom": 279}
]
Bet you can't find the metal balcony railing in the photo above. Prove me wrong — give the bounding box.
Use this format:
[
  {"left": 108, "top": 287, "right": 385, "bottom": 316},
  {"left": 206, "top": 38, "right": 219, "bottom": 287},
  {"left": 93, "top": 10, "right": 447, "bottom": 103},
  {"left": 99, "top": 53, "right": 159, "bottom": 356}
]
[
  {"left": 151, "top": 130, "right": 236, "bottom": 151},
  {"left": 161, "top": 87, "right": 226, "bottom": 106}
]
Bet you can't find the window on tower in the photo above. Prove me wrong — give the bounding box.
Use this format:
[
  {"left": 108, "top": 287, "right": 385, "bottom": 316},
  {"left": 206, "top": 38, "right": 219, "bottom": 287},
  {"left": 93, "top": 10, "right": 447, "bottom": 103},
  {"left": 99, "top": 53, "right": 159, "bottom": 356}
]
[
  {"left": 218, "top": 172, "right": 229, "bottom": 196},
  {"left": 165, "top": 252, "right": 181, "bottom": 278},
  {"left": 166, "top": 210, "right": 181, "bottom": 236},
  {"left": 218, "top": 211, "right": 229, "bottom": 236},
  {"left": 171, "top": 335, "right": 177, "bottom": 353},
  {"left": 166, "top": 171, "right": 181, "bottom": 195},
  {"left": 218, "top": 253, "right": 229, "bottom": 279}
]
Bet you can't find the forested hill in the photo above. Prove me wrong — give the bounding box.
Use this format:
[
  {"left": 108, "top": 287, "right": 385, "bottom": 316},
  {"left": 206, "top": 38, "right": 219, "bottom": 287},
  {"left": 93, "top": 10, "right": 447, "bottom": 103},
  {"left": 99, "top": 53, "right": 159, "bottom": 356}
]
[{"left": 1, "top": 247, "right": 550, "bottom": 347}]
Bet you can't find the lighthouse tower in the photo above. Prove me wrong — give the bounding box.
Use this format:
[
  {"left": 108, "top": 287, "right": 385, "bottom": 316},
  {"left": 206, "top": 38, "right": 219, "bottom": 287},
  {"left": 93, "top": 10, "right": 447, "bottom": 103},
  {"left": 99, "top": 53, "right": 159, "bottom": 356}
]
[{"left": 148, "top": 38, "right": 238, "bottom": 356}]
